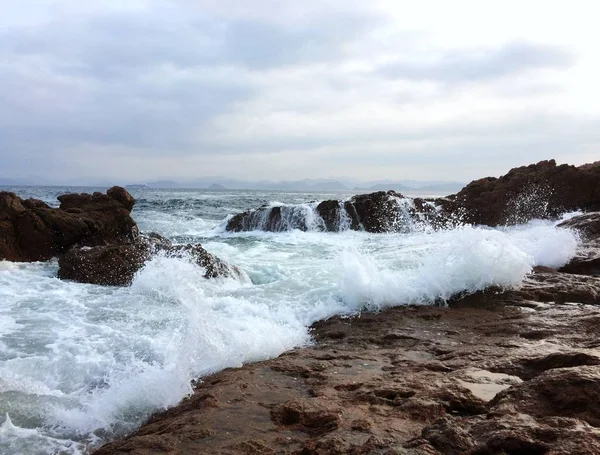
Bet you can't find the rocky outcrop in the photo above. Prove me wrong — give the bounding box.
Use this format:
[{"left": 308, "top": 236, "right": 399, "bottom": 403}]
[
  {"left": 440, "top": 160, "right": 600, "bottom": 226},
  {"left": 226, "top": 191, "right": 448, "bottom": 233},
  {"left": 557, "top": 213, "right": 600, "bottom": 276},
  {"left": 95, "top": 295, "right": 600, "bottom": 454},
  {"left": 58, "top": 234, "right": 246, "bottom": 286},
  {"left": 0, "top": 187, "right": 137, "bottom": 262}
]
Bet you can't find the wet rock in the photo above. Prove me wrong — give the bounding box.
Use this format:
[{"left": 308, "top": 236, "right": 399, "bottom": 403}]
[
  {"left": 226, "top": 191, "right": 449, "bottom": 233},
  {"left": 517, "top": 271, "right": 600, "bottom": 305},
  {"left": 58, "top": 243, "right": 150, "bottom": 286},
  {"left": 558, "top": 212, "right": 600, "bottom": 241},
  {"left": 0, "top": 187, "right": 137, "bottom": 262},
  {"left": 557, "top": 213, "right": 600, "bottom": 276},
  {"left": 441, "top": 160, "right": 600, "bottom": 226},
  {"left": 58, "top": 234, "right": 245, "bottom": 286}
]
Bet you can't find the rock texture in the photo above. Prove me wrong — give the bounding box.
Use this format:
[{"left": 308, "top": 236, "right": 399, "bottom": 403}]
[
  {"left": 440, "top": 160, "right": 600, "bottom": 226},
  {"left": 58, "top": 234, "right": 246, "bottom": 286},
  {"left": 226, "top": 160, "right": 600, "bottom": 233},
  {"left": 1, "top": 187, "right": 245, "bottom": 285},
  {"left": 226, "top": 191, "right": 448, "bottom": 233},
  {"left": 0, "top": 187, "right": 137, "bottom": 262},
  {"left": 94, "top": 298, "right": 600, "bottom": 455}
]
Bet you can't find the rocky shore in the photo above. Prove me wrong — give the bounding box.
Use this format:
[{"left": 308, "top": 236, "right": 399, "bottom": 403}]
[
  {"left": 2, "top": 159, "right": 600, "bottom": 454},
  {"left": 95, "top": 276, "right": 600, "bottom": 454},
  {"left": 0, "top": 186, "right": 244, "bottom": 285}
]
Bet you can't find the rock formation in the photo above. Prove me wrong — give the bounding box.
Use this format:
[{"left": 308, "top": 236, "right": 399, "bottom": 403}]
[
  {"left": 57, "top": 235, "right": 245, "bottom": 286},
  {"left": 226, "top": 191, "right": 448, "bottom": 233},
  {"left": 1, "top": 187, "right": 244, "bottom": 285},
  {"left": 440, "top": 160, "right": 600, "bottom": 226},
  {"left": 0, "top": 187, "right": 138, "bottom": 262}
]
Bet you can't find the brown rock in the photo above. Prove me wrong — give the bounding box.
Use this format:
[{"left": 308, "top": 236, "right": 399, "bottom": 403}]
[
  {"left": 490, "top": 365, "right": 600, "bottom": 426},
  {"left": 0, "top": 187, "right": 138, "bottom": 262},
  {"left": 441, "top": 160, "right": 600, "bottom": 226},
  {"left": 57, "top": 234, "right": 245, "bottom": 286}
]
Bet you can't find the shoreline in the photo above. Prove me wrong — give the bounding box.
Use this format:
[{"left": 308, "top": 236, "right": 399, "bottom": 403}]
[{"left": 94, "top": 291, "right": 600, "bottom": 454}]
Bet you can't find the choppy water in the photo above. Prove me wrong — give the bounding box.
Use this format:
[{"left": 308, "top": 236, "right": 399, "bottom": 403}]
[{"left": 0, "top": 187, "right": 580, "bottom": 454}]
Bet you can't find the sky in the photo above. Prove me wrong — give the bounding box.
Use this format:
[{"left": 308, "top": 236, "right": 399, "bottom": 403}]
[{"left": 1, "top": 0, "right": 599, "bottom": 183}]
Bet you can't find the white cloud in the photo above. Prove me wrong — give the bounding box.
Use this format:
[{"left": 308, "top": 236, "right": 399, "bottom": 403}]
[{"left": 1, "top": 0, "right": 599, "bottom": 183}]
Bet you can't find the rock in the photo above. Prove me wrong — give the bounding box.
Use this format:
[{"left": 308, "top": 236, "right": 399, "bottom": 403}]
[
  {"left": 490, "top": 365, "right": 600, "bottom": 426},
  {"left": 559, "top": 239, "right": 600, "bottom": 276},
  {"left": 107, "top": 186, "right": 136, "bottom": 212},
  {"left": 451, "top": 271, "right": 600, "bottom": 307},
  {"left": 557, "top": 213, "right": 600, "bottom": 276},
  {"left": 558, "top": 212, "right": 600, "bottom": 241},
  {"left": 422, "top": 414, "right": 600, "bottom": 455},
  {"left": 226, "top": 191, "right": 449, "bottom": 233},
  {"left": 517, "top": 271, "right": 600, "bottom": 305},
  {"left": 58, "top": 234, "right": 245, "bottom": 286},
  {"left": 441, "top": 160, "right": 600, "bottom": 226},
  {"left": 0, "top": 186, "right": 138, "bottom": 262},
  {"left": 58, "top": 243, "right": 150, "bottom": 286}
]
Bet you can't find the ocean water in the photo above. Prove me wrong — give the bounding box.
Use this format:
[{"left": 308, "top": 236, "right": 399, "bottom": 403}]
[{"left": 0, "top": 187, "right": 580, "bottom": 454}]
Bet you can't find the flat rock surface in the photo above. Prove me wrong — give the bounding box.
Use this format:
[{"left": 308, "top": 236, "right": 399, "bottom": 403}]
[{"left": 94, "top": 299, "right": 600, "bottom": 454}]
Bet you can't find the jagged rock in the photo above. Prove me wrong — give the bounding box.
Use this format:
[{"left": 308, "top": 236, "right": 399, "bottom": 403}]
[
  {"left": 226, "top": 191, "right": 448, "bottom": 233},
  {"left": 440, "top": 160, "right": 600, "bottom": 226},
  {"left": 0, "top": 187, "right": 137, "bottom": 262},
  {"left": 58, "top": 243, "right": 150, "bottom": 286},
  {"left": 58, "top": 234, "right": 245, "bottom": 286}
]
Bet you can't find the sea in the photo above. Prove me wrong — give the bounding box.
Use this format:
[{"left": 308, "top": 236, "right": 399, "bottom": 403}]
[{"left": 0, "top": 186, "right": 581, "bottom": 454}]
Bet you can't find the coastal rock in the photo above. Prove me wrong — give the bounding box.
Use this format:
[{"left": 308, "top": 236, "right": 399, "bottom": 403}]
[
  {"left": 557, "top": 213, "right": 600, "bottom": 276},
  {"left": 440, "top": 160, "right": 600, "bottom": 226},
  {"left": 558, "top": 212, "right": 600, "bottom": 241},
  {"left": 489, "top": 365, "right": 600, "bottom": 425},
  {"left": 0, "top": 187, "right": 137, "bottom": 262},
  {"left": 58, "top": 234, "right": 245, "bottom": 286},
  {"left": 226, "top": 191, "right": 448, "bottom": 233},
  {"left": 95, "top": 300, "right": 600, "bottom": 454}
]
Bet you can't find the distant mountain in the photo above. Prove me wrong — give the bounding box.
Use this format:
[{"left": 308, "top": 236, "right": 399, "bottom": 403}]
[
  {"left": 0, "top": 177, "right": 21, "bottom": 186},
  {"left": 353, "top": 183, "right": 411, "bottom": 192},
  {"left": 208, "top": 183, "right": 226, "bottom": 190}
]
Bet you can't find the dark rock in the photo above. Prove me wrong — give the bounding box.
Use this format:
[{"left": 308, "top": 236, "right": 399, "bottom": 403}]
[
  {"left": 0, "top": 186, "right": 138, "bottom": 262},
  {"left": 226, "top": 191, "right": 448, "bottom": 233},
  {"left": 58, "top": 234, "right": 245, "bottom": 286},
  {"left": 58, "top": 243, "right": 150, "bottom": 286},
  {"left": 558, "top": 213, "right": 600, "bottom": 276},
  {"left": 107, "top": 186, "right": 136, "bottom": 212},
  {"left": 441, "top": 160, "right": 600, "bottom": 226},
  {"left": 558, "top": 212, "right": 600, "bottom": 241}
]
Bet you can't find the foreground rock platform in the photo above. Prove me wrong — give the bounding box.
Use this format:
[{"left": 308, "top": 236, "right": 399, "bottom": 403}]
[{"left": 94, "top": 296, "right": 600, "bottom": 455}]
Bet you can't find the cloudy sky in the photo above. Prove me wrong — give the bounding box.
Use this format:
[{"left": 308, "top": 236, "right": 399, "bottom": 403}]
[{"left": 1, "top": 0, "right": 599, "bottom": 183}]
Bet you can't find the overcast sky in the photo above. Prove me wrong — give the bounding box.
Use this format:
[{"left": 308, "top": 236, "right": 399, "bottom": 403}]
[{"left": 1, "top": 0, "right": 599, "bottom": 183}]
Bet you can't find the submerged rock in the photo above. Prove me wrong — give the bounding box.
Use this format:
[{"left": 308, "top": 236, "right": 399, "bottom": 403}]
[{"left": 0, "top": 187, "right": 137, "bottom": 262}]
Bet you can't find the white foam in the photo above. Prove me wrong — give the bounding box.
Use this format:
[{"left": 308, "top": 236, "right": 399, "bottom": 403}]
[{"left": 0, "top": 218, "right": 580, "bottom": 453}]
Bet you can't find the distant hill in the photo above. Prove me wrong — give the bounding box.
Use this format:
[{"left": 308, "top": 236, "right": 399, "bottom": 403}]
[
  {"left": 354, "top": 183, "right": 410, "bottom": 192},
  {"left": 208, "top": 183, "right": 226, "bottom": 190}
]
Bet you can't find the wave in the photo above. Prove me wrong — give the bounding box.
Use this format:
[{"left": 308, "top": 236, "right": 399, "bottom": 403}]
[
  {"left": 225, "top": 193, "right": 448, "bottom": 233},
  {"left": 0, "top": 218, "right": 580, "bottom": 453}
]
